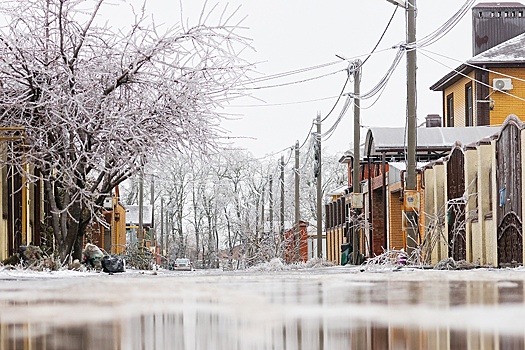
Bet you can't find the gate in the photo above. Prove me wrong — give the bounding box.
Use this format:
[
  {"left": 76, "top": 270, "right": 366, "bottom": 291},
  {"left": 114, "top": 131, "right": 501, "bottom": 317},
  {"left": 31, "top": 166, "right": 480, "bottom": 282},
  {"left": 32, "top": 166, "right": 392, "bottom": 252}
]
[
  {"left": 447, "top": 146, "right": 466, "bottom": 261},
  {"left": 496, "top": 118, "right": 523, "bottom": 267}
]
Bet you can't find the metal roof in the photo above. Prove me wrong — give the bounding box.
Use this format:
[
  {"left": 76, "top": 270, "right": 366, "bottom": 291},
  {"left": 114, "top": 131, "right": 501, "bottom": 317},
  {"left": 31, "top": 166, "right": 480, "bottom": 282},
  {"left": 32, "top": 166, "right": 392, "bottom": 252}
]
[
  {"left": 473, "top": 2, "right": 525, "bottom": 8},
  {"left": 470, "top": 32, "right": 525, "bottom": 63},
  {"left": 364, "top": 126, "right": 500, "bottom": 156}
]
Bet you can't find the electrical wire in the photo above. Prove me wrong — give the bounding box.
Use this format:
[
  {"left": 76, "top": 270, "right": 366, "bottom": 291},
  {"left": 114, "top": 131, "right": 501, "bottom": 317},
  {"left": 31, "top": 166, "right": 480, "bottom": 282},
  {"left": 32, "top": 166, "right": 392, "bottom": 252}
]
[
  {"left": 360, "top": 6, "right": 399, "bottom": 67},
  {"left": 244, "top": 68, "right": 346, "bottom": 90},
  {"left": 247, "top": 60, "right": 342, "bottom": 84},
  {"left": 320, "top": 74, "right": 350, "bottom": 123},
  {"left": 347, "top": 47, "right": 404, "bottom": 101},
  {"left": 409, "top": 0, "right": 475, "bottom": 49},
  {"left": 321, "top": 96, "right": 353, "bottom": 140},
  {"left": 421, "top": 48, "right": 525, "bottom": 85},
  {"left": 319, "top": 7, "right": 398, "bottom": 124},
  {"left": 227, "top": 95, "right": 340, "bottom": 108},
  {"left": 419, "top": 49, "right": 525, "bottom": 103}
]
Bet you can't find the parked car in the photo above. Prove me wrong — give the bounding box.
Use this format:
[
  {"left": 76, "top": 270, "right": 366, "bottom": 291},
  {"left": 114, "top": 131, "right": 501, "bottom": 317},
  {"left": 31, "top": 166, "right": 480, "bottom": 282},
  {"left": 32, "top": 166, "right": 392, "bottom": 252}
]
[{"left": 173, "top": 258, "right": 192, "bottom": 271}]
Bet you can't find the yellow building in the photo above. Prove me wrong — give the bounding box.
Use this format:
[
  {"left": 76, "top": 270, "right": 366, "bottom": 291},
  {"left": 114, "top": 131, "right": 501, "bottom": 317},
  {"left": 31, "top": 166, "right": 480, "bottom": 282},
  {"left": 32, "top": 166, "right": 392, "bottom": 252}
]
[{"left": 431, "top": 13, "right": 525, "bottom": 126}]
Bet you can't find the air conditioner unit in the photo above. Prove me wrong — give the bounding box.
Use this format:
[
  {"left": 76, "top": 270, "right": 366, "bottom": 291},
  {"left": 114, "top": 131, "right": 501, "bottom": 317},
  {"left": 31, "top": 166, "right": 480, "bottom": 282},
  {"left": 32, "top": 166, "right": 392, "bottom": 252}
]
[{"left": 493, "top": 78, "right": 513, "bottom": 91}]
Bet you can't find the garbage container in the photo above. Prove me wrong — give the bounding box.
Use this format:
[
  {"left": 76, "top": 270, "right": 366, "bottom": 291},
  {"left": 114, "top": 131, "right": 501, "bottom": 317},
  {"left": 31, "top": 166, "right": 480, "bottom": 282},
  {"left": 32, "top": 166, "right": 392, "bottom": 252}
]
[{"left": 340, "top": 243, "right": 352, "bottom": 266}]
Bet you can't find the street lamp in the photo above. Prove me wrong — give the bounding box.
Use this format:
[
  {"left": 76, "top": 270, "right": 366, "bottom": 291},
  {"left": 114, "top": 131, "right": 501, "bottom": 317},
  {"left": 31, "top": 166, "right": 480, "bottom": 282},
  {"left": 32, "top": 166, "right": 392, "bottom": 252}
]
[{"left": 385, "top": 0, "right": 406, "bottom": 8}]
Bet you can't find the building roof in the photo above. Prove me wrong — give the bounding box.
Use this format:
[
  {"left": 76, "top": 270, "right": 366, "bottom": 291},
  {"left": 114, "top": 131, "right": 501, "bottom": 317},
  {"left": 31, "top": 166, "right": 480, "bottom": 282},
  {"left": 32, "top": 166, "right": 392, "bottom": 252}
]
[
  {"left": 430, "top": 33, "right": 525, "bottom": 91},
  {"left": 470, "top": 32, "right": 525, "bottom": 64},
  {"left": 473, "top": 2, "right": 525, "bottom": 8},
  {"left": 364, "top": 126, "right": 500, "bottom": 156}
]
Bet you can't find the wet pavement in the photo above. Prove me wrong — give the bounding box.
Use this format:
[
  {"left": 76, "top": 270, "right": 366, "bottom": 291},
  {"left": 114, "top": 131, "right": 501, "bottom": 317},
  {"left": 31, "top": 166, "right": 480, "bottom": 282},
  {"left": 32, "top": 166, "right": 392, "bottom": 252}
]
[{"left": 1, "top": 266, "right": 525, "bottom": 349}]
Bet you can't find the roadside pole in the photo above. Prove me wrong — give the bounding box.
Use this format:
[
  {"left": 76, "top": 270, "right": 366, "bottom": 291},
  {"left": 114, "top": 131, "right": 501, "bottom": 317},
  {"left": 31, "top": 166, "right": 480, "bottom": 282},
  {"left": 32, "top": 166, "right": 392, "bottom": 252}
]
[{"left": 316, "top": 113, "right": 323, "bottom": 258}]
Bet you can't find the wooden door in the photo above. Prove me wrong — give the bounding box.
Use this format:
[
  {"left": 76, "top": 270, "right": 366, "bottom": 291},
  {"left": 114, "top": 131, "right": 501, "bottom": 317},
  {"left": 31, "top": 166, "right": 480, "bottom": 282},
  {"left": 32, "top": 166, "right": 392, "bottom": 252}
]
[
  {"left": 447, "top": 147, "right": 466, "bottom": 261},
  {"left": 496, "top": 120, "right": 523, "bottom": 267}
]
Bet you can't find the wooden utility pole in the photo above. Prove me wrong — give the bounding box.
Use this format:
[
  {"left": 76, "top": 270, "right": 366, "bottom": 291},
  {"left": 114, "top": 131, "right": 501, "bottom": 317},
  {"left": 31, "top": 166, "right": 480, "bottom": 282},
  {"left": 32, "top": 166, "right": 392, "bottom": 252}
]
[
  {"left": 294, "top": 140, "right": 300, "bottom": 260},
  {"left": 160, "top": 197, "right": 164, "bottom": 255},
  {"left": 405, "top": 0, "right": 418, "bottom": 255},
  {"left": 352, "top": 61, "right": 361, "bottom": 265},
  {"left": 150, "top": 175, "right": 155, "bottom": 244},
  {"left": 280, "top": 156, "right": 285, "bottom": 242},
  {"left": 138, "top": 169, "right": 144, "bottom": 243},
  {"left": 260, "top": 185, "right": 265, "bottom": 239},
  {"left": 315, "top": 113, "right": 323, "bottom": 258},
  {"left": 269, "top": 175, "right": 273, "bottom": 237}
]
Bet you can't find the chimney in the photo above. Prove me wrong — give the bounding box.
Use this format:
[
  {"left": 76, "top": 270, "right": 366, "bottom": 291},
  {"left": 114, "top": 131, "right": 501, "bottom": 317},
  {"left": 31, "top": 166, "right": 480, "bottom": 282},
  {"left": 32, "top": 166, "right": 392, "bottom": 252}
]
[
  {"left": 425, "top": 114, "right": 442, "bottom": 128},
  {"left": 473, "top": 2, "right": 525, "bottom": 56}
]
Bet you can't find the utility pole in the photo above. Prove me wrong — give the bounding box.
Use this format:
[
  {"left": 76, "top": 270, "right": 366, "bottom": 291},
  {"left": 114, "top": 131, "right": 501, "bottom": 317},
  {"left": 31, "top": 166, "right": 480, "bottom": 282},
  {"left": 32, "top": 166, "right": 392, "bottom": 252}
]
[
  {"left": 138, "top": 169, "right": 144, "bottom": 244},
  {"left": 165, "top": 207, "right": 169, "bottom": 256},
  {"left": 150, "top": 175, "right": 155, "bottom": 244},
  {"left": 405, "top": 0, "right": 418, "bottom": 255},
  {"left": 280, "top": 156, "right": 285, "bottom": 242},
  {"left": 352, "top": 61, "right": 362, "bottom": 265},
  {"left": 315, "top": 113, "right": 323, "bottom": 258},
  {"left": 269, "top": 175, "right": 273, "bottom": 237},
  {"left": 261, "top": 185, "right": 265, "bottom": 240},
  {"left": 294, "top": 140, "right": 300, "bottom": 260},
  {"left": 160, "top": 197, "right": 164, "bottom": 255}
]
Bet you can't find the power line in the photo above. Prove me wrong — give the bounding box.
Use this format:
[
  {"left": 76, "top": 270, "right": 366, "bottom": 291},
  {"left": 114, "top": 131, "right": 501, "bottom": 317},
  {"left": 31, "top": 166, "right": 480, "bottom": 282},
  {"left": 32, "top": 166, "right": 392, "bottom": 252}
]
[
  {"left": 321, "top": 7, "right": 398, "bottom": 124},
  {"left": 360, "top": 6, "right": 399, "bottom": 67},
  {"left": 419, "top": 49, "right": 525, "bottom": 104},
  {"left": 421, "top": 48, "right": 525, "bottom": 85},
  {"left": 247, "top": 60, "right": 342, "bottom": 84},
  {"left": 227, "top": 95, "right": 340, "bottom": 108},
  {"left": 244, "top": 68, "right": 346, "bottom": 90},
  {"left": 410, "top": 0, "right": 475, "bottom": 49}
]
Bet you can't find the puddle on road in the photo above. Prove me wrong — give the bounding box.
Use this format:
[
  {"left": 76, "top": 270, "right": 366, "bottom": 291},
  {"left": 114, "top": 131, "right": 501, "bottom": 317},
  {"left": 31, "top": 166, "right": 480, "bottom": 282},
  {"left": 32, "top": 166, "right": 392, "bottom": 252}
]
[
  {"left": 1, "top": 276, "right": 525, "bottom": 349},
  {"left": 2, "top": 314, "right": 524, "bottom": 350}
]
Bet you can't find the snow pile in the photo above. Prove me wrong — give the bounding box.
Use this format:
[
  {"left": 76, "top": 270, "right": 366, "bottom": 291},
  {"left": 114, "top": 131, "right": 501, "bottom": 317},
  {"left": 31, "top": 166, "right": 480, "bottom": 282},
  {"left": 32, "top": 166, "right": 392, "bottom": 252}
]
[
  {"left": 248, "top": 258, "right": 335, "bottom": 272},
  {"left": 434, "top": 258, "right": 479, "bottom": 270}
]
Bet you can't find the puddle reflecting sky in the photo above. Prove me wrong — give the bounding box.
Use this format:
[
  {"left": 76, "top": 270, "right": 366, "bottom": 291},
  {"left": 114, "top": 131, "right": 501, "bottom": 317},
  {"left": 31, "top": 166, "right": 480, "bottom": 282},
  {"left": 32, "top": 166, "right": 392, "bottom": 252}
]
[{"left": 1, "top": 269, "right": 525, "bottom": 349}]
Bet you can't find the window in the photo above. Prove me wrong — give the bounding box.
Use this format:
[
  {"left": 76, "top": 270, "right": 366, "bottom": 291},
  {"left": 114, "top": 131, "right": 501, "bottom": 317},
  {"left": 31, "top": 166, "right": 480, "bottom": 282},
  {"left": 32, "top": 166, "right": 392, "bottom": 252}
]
[
  {"left": 446, "top": 93, "right": 454, "bottom": 127},
  {"left": 465, "top": 83, "right": 473, "bottom": 126}
]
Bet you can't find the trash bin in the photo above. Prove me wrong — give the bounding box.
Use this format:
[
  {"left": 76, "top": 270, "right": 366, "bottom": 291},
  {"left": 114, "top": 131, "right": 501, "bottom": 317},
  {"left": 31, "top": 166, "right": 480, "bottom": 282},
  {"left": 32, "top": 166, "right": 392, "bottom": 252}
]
[{"left": 341, "top": 243, "right": 352, "bottom": 266}]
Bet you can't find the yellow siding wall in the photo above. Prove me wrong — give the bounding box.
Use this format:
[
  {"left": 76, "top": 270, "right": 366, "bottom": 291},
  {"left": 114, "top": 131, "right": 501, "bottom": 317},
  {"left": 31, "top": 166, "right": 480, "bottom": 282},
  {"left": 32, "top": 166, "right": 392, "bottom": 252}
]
[
  {"left": 388, "top": 185, "right": 404, "bottom": 250},
  {"left": 490, "top": 68, "right": 525, "bottom": 125},
  {"left": 112, "top": 202, "right": 127, "bottom": 254},
  {"left": 464, "top": 148, "right": 478, "bottom": 263},
  {"left": 478, "top": 142, "right": 495, "bottom": 266},
  {"left": 443, "top": 72, "right": 476, "bottom": 127},
  {"left": 433, "top": 163, "right": 448, "bottom": 263}
]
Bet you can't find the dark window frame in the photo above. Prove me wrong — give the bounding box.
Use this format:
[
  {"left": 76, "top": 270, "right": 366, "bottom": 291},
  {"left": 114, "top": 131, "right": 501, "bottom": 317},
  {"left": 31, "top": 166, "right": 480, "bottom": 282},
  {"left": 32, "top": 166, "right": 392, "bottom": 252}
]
[
  {"left": 465, "top": 82, "right": 473, "bottom": 126},
  {"left": 446, "top": 93, "right": 454, "bottom": 127}
]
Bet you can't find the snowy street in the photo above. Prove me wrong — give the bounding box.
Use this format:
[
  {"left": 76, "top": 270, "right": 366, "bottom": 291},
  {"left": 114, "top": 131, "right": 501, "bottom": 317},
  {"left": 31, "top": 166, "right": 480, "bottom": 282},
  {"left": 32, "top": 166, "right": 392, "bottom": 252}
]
[{"left": 2, "top": 265, "right": 525, "bottom": 349}]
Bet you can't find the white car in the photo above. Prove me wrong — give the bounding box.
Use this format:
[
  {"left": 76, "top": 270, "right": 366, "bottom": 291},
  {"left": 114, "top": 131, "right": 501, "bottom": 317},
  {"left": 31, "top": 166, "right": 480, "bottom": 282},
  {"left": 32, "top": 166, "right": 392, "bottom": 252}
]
[{"left": 173, "top": 258, "right": 192, "bottom": 271}]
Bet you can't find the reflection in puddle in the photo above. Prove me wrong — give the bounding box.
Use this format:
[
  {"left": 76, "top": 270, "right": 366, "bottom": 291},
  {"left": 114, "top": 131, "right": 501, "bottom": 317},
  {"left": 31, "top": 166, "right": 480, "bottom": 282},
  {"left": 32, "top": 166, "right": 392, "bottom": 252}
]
[
  {"left": 1, "top": 276, "right": 525, "bottom": 349},
  {"left": 3, "top": 314, "right": 525, "bottom": 350}
]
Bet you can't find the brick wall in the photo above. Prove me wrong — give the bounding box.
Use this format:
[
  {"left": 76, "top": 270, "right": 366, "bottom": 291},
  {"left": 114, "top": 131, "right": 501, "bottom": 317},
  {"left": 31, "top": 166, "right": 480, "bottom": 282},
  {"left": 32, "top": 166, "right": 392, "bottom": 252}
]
[
  {"left": 372, "top": 188, "right": 385, "bottom": 256},
  {"left": 490, "top": 68, "right": 525, "bottom": 124}
]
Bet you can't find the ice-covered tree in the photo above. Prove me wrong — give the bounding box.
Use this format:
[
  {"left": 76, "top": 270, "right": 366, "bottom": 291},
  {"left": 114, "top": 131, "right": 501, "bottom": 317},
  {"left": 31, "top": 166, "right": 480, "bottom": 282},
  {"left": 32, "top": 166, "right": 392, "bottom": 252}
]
[{"left": 0, "top": 0, "right": 251, "bottom": 260}]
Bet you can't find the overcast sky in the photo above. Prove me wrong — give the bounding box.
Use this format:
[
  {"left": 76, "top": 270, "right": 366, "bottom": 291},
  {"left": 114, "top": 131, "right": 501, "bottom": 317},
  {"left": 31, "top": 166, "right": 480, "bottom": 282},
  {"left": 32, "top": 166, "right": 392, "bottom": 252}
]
[{"left": 104, "top": 0, "right": 475, "bottom": 159}]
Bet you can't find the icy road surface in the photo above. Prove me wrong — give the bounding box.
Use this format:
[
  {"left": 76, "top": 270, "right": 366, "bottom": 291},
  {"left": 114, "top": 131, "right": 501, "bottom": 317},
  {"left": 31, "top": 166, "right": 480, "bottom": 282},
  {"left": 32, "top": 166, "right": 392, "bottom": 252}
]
[{"left": 1, "top": 265, "right": 525, "bottom": 349}]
